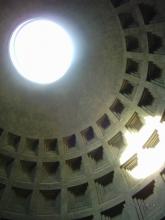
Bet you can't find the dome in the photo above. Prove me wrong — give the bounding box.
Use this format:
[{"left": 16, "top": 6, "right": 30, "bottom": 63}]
[{"left": 0, "top": 0, "right": 165, "bottom": 220}]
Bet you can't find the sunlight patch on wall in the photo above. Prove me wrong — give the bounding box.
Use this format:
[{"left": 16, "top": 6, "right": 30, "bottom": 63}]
[{"left": 120, "top": 116, "right": 165, "bottom": 179}]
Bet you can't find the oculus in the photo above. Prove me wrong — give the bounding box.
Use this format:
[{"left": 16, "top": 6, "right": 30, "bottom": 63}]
[{"left": 9, "top": 19, "right": 74, "bottom": 84}]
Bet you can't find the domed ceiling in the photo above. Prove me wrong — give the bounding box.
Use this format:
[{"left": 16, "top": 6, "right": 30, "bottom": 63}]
[
  {"left": 0, "top": 0, "right": 165, "bottom": 220},
  {"left": 0, "top": 0, "right": 124, "bottom": 137}
]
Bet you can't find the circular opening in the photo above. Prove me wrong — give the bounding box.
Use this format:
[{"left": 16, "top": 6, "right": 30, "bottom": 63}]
[{"left": 9, "top": 18, "right": 74, "bottom": 84}]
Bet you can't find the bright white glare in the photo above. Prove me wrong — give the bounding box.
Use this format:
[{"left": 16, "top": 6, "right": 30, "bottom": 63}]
[
  {"left": 9, "top": 19, "right": 74, "bottom": 84},
  {"left": 120, "top": 116, "right": 165, "bottom": 179}
]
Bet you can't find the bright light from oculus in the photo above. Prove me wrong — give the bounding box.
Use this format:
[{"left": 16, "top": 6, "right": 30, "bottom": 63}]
[
  {"left": 120, "top": 116, "right": 165, "bottom": 179},
  {"left": 9, "top": 19, "right": 74, "bottom": 84}
]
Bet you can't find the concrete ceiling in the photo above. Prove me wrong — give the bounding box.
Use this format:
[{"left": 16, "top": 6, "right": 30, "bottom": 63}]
[{"left": 0, "top": 1, "right": 165, "bottom": 220}]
